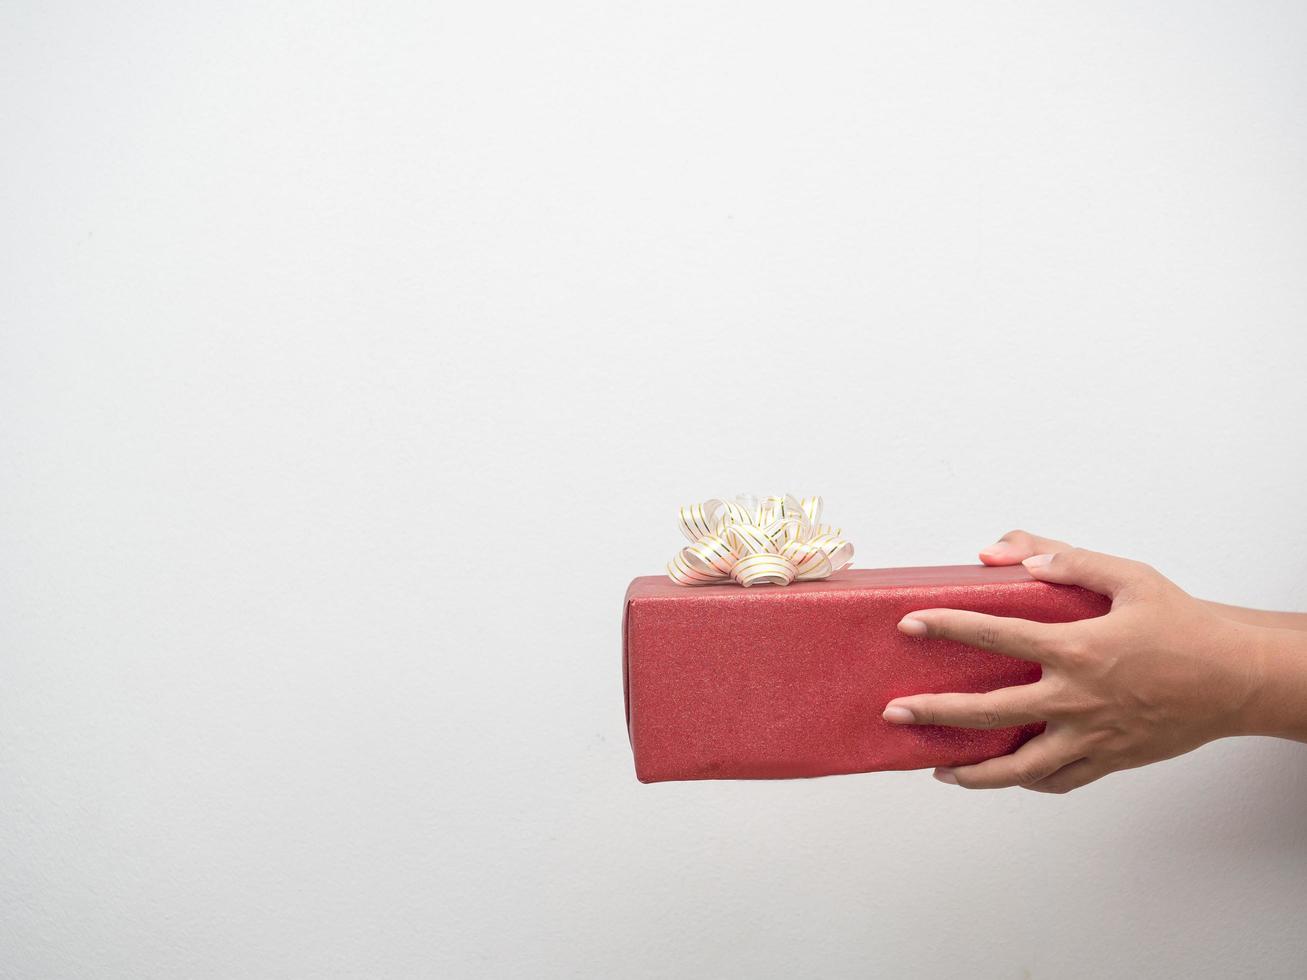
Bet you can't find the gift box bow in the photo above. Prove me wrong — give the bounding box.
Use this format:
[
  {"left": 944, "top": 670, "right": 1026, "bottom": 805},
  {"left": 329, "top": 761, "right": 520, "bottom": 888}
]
[{"left": 666, "top": 494, "right": 855, "bottom": 587}]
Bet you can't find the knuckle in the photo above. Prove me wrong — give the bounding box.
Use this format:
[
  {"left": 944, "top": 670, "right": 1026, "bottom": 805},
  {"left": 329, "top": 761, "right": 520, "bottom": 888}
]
[
  {"left": 1080, "top": 734, "right": 1113, "bottom": 757},
  {"left": 1127, "top": 562, "right": 1167, "bottom": 594},
  {"left": 1036, "top": 687, "right": 1077, "bottom": 720},
  {"left": 1030, "top": 632, "right": 1065, "bottom": 660},
  {"left": 1126, "top": 580, "right": 1163, "bottom": 604},
  {"left": 978, "top": 706, "right": 1004, "bottom": 729},
  {"left": 1049, "top": 630, "right": 1089, "bottom": 664},
  {"left": 1056, "top": 641, "right": 1086, "bottom": 665},
  {"left": 976, "top": 623, "right": 1001, "bottom": 650},
  {"left": 1010, "top": 763, "right": 1047, "bottom": 786}
]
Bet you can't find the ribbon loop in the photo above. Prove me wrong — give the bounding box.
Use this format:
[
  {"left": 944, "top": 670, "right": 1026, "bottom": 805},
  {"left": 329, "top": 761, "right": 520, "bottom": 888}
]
[{"left": 665, "top": 493, "right": 855, "bottom": 587}]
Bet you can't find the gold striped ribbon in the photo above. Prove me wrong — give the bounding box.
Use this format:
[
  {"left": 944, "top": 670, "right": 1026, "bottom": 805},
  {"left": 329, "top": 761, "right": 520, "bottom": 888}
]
[{"left": 666, "top": 494, "right": 854, "bottom": 587}]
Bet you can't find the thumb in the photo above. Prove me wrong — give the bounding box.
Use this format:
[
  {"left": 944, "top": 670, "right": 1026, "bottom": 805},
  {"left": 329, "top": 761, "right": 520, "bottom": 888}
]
[{"left": 1021, "top": 547, "right": 1153, "bottom": 599}]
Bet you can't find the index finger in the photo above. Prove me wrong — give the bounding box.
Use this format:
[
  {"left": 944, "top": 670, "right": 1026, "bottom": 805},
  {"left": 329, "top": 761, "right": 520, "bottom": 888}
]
[{"left": 898, "top": 609, "right": 1061, "bottom": 663}]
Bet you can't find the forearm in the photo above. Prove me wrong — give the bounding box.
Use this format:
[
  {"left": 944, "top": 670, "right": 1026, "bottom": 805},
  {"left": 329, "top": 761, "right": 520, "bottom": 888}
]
[
  {"left": 1239, "top": 626, "right": 1307, "bottom": 743},
  {"left": 1203, "top": 600, "right": 1307, "bottom": 632}
]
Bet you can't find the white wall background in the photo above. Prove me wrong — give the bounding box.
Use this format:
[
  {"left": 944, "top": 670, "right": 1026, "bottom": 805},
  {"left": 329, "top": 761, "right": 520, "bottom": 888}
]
[{"left": 3, "top": 2, "right": 1306, "bottom": 977}]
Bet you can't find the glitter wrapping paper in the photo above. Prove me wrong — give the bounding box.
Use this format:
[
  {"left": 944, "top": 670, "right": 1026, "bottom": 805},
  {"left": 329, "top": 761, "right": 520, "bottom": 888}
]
[{"left": 623, "top": 565, "right": 1110, "bottom": 783}]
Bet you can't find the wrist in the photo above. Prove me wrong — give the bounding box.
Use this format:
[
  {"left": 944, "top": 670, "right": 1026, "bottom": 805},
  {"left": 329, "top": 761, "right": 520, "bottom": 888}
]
[
  {"left": 1231, "top": 624, "right": 1307, "bottom": 741},
  {"left": 1202, "top": 599, "right": 1307, "bottom": 632}
]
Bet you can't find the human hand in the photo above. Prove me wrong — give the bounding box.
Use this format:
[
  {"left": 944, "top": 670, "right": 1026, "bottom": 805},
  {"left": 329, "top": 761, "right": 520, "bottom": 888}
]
[
  {"left": 976, "top": 529, "right": 1307, "bottom": 632},
  {"left": 882, "top": 544, "right": 1269, "bottom": 794}
]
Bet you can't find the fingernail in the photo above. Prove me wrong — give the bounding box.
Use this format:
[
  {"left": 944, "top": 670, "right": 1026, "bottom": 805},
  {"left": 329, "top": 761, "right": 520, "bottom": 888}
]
[
  {"left": 898, "top": 617, "right": 928, "bottom": 636},
  {"left": 934, "top": 769, "right": 958, "bottom": 785},
  {"left": 1023, "top": 554, "right": 1053, "bottom": 568},
  {"left": 882, "top": 705, "right": 915, "bottom": 724},
  {"left": 981, "top": 541, "right": 1012, "bottom": 556}
]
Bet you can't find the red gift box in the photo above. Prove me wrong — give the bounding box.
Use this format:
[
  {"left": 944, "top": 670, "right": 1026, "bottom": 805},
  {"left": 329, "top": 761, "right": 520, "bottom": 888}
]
[{"left": 623, "top": 564, "right": 1109, "bottom": 783}]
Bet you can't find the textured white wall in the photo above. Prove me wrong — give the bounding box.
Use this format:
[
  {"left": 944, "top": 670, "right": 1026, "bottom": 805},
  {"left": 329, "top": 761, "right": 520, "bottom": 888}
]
[{"left": 3, "top": 2, "right": 1306, "bottom": 977}]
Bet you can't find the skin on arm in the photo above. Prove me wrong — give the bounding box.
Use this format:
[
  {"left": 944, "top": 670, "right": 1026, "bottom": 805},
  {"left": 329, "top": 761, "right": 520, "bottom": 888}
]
[
  {"left": 1195, "top": 600, "right": 1307, "bottom": 632},
  {"left": 882, "top": 537, "right": 1307, "bottom": 793}
]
